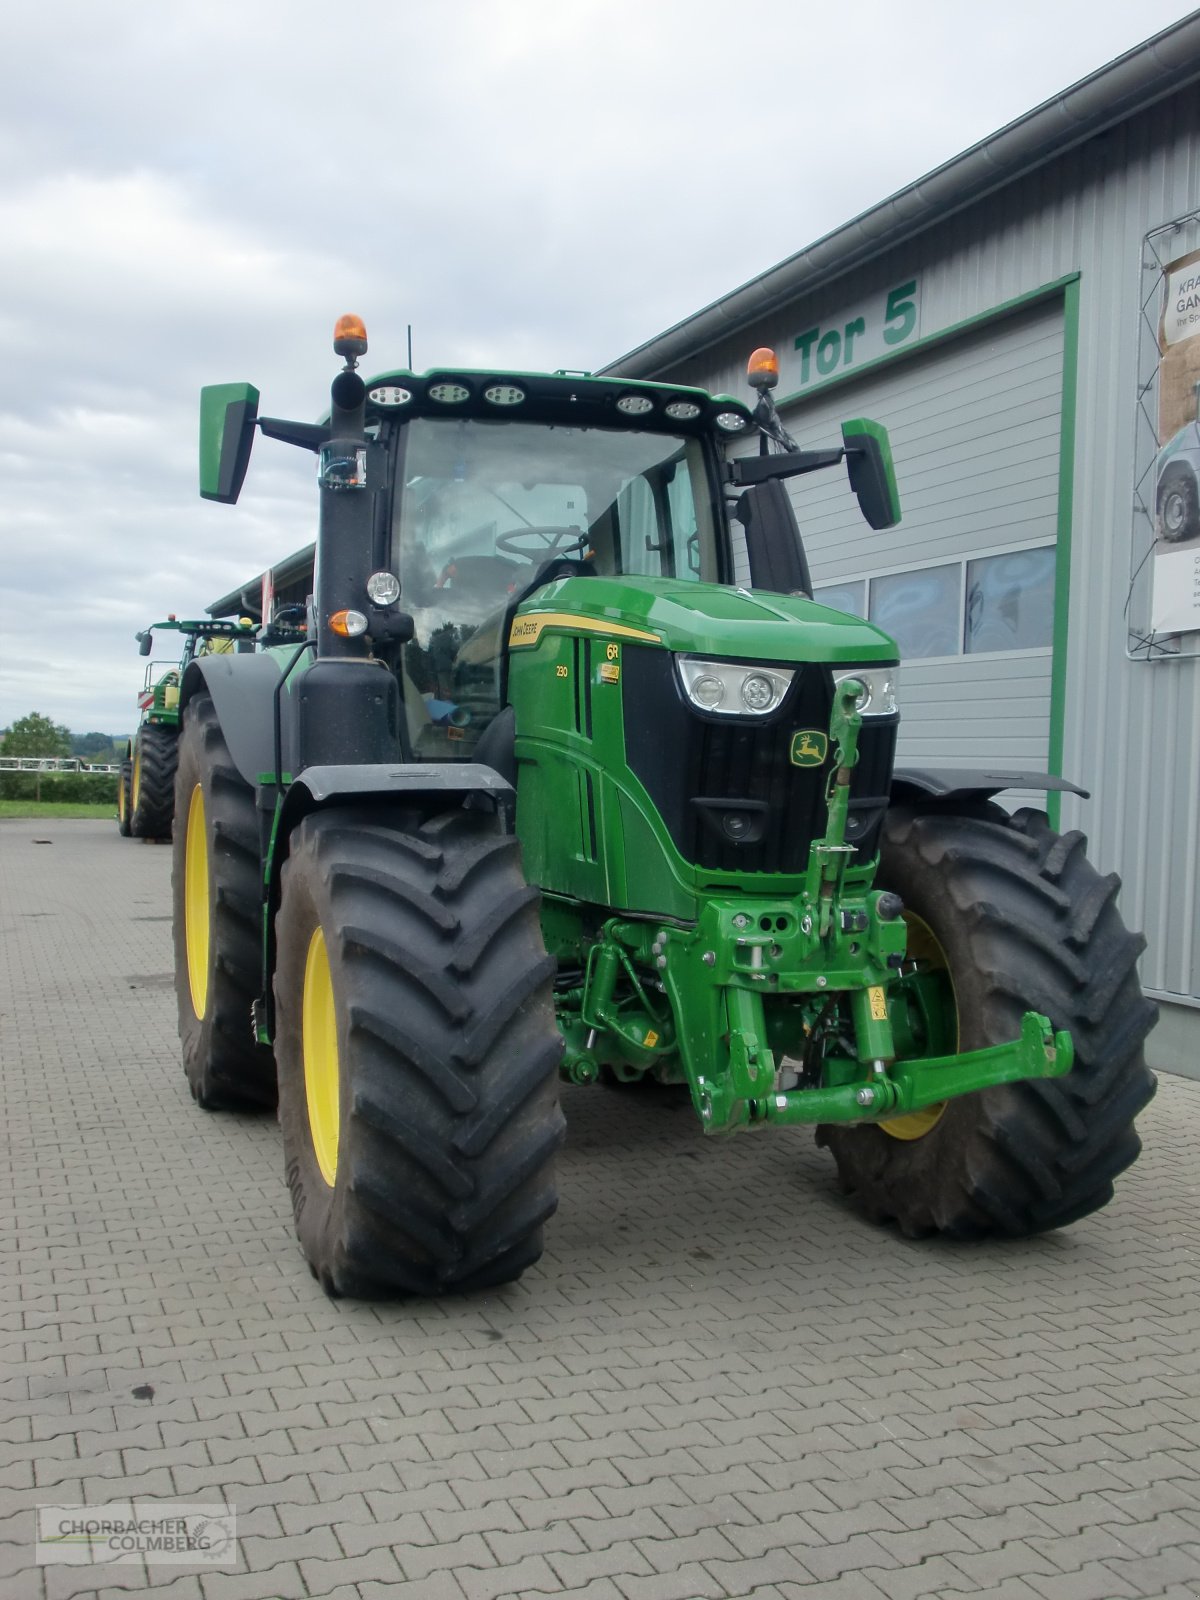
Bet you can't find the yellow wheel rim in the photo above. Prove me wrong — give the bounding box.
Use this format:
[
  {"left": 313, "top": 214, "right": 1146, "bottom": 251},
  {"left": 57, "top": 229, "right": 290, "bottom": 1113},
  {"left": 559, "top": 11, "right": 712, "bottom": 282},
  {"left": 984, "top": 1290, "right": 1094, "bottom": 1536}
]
[
  {"left": 183, "top": 784, "right": 210, "bottom": 1019},
  {"left": 302, "top": 927, "right": 340, "bottom": 1187},
  {"left": 881, "top": 912, "right": 956, "bottom": 1142},
  {"left": 131, "top": 745, "right": 142, "bottom": 813},
  {"left": 117, "top": 778, "right": 126, "bottom": 824}
]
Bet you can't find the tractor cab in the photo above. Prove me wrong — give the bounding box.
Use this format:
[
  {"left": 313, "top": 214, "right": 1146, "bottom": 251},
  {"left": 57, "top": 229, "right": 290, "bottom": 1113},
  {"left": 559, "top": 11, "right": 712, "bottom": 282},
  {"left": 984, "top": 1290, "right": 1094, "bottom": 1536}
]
[
  {"left": 382, "top": 405, "right": 724, "bottom": 760},
  {"left": 200, "top": 326, "right": 901, "bottom": 781}
]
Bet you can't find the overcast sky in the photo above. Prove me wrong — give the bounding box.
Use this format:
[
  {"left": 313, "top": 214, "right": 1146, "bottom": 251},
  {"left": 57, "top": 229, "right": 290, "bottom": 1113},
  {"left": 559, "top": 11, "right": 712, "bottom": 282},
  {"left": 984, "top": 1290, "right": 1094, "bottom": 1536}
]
[{"left": 1, "top": 0, "right": 1194, "bottom": 736}]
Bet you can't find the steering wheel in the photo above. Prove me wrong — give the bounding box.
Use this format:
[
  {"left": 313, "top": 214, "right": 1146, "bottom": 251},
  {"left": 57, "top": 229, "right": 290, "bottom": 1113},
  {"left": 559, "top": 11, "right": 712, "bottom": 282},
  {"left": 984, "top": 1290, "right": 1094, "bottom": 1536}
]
[{"left": 496, "top": 526, "right": 590, "bottom": 560}]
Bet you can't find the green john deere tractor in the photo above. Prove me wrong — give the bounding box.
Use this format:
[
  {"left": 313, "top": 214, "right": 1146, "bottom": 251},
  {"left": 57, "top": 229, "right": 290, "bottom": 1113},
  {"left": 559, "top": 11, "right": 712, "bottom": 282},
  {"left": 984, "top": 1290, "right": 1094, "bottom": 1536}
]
[
  {"left": 175, "top": 314, "right": 1156, "bottom": 1297},
  {"left": 119, "top": 617, "right": 256, "bottom": 839}
]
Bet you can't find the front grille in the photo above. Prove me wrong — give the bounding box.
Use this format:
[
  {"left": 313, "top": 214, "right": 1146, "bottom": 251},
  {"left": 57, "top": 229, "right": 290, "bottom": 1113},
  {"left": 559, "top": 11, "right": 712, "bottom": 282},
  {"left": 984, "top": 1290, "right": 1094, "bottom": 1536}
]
[{"left": 622, "top": 647, "right": 896, "bottom": 875}]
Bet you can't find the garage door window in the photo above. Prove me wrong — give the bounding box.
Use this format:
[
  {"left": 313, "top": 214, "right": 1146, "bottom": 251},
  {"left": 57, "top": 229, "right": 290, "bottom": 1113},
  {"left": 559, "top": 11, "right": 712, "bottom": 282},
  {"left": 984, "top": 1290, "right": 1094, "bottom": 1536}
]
[
  {"left": 965, "top": 547, "right": 1056, "bottom": 653},
  {"left": 814, "top": 543, "right": 1055, "bottom": 659},
  {"left": 869, "top": 564, "right": 961, "bottom": 659},
  {"left": 814, "top": 580, "right": 866, "bottom": 617}
]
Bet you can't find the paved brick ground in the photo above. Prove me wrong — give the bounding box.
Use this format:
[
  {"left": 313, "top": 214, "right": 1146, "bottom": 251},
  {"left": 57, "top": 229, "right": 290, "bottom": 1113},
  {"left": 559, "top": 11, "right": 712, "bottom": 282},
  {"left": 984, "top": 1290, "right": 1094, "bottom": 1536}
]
[{"left": 2, "top": 817, "right": 1198, "bottom": 1600}]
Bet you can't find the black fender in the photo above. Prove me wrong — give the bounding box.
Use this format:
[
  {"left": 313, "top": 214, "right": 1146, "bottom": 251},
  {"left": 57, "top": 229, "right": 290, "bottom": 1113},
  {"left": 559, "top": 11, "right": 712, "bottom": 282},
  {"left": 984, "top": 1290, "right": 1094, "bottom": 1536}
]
[
  {"left": 270, "top": 764, "right": 515, "bottom": 897},
  {"left": 259, "top": 761, "right": 516, "bottom": 1040},
  {"left": 275, "top": 762, "right": 514, "bottom": 845},
  {"left": 891, "top": 766, "right": 1089, "bottom": 806},
  {"left": 180, "top": 653, "right": 287, "bottom": 788}
]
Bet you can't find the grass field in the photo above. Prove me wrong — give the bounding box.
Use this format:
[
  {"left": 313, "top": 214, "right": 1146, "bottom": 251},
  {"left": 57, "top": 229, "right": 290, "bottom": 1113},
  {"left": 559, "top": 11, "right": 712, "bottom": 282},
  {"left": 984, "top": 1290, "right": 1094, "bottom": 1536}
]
[{"left": 0, "top": 801, "right": 117, "bottom": 819}]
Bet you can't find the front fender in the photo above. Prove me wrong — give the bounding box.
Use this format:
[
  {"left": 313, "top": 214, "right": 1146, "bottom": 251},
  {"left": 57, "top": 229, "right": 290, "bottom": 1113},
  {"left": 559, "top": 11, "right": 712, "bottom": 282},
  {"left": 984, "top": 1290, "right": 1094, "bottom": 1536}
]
[
  {"left": 276, "top": 762, "right": 514, "bottom": 841},
  {"left": 257, "top": 762, "right": 515, "bottom": 1042},
  {"left": 891, "top": 767, "right": 1089, "bottom": 805},
  {"left": 180, "top": 653, "right": 286, "bottom": 788}
]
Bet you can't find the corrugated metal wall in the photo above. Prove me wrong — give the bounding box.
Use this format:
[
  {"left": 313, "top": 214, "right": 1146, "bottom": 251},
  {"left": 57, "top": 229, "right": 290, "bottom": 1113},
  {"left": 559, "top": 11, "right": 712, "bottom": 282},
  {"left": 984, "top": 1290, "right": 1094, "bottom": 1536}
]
[
  {"left": 790, "top": 303, "right": 1063, "bottom": 773},
  {"left": 661, "top": 89, "right": 1200, "bottom": 1006},
  {"left": 781, "top": 306, "right": 1064, "bottom": 578}
]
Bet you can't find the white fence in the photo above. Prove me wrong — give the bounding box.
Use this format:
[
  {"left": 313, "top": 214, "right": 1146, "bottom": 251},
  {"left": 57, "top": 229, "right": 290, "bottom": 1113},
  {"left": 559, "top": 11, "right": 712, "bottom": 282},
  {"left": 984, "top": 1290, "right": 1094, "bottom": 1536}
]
[{"left": 0, "top": 757, "right": 122, "bottom": 774}]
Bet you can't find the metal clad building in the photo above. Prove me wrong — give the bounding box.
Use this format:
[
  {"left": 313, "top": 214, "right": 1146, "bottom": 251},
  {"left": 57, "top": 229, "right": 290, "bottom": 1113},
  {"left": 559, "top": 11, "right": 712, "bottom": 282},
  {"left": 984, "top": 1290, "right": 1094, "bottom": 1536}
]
[{"left": 603, "top": 18, "right": 1200, "bottom": 1076}]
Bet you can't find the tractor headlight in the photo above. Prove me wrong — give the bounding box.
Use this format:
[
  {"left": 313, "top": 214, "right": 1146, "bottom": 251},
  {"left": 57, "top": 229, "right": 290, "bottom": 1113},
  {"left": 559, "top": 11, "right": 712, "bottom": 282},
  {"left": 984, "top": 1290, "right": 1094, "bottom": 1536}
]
[
  {"left": 832, "top": 666, "right": 899, "bottom": 716},
  {"left": 740, "top": 673, "right": 777, "bottom": 712},
  {"left": 483, "top": 383, "right": 526, "bottom": 407},
  {"left": 368, "top": 385, "right": 412, "bottom": 407},
  {"left": 677, "top": 657, "right": 794, "bottom": 716},
  {"left": 366, "top": 570, "right": 401, "bottom": 606},
  {"left": 428, "top": 381, "right": 471, "bottom": 404}
]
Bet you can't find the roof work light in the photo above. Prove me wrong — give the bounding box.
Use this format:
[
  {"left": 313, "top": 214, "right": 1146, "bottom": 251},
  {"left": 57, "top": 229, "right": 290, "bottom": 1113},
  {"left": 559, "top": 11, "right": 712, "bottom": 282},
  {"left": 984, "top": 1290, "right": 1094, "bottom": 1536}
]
[{"left": 747, "top": 347, "right": 780, "bottom": 390}]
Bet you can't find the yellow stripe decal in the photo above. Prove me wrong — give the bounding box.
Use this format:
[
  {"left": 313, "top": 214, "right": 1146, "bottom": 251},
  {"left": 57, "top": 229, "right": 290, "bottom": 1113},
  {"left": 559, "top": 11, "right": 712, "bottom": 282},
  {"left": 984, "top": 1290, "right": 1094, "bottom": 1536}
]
[{"left": 507, "top": 612, "right": 661, "bottom": 650}]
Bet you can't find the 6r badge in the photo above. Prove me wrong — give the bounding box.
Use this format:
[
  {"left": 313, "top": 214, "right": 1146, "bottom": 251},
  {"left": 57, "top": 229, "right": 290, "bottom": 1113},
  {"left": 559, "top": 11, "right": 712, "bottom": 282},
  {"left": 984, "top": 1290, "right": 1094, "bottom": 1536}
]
[{"left": 790, "top": 730, "right": 828, "bottom": 767}]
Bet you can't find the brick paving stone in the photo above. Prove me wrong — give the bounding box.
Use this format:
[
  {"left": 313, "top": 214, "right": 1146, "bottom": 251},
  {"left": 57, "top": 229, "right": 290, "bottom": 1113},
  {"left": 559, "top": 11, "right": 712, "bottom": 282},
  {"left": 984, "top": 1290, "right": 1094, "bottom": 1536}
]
[
  {"left": 777, "top": 1578, "right": 895, "bottom": 1600},
  {"left": 199, "top": 1562, "right": 308, "bottom": 1600},
  {"left": 505, "top": 1581, "right": 629, "bottom": 1600},
  {"left": 2, "top": 817, "right": 1200, "bottom": 1600},
  {"left": 358, "top": 1577, "right": 467, "bottom": 1600},
  {"left": 700, "top": 1547, "right": 821, "bottom": 1590},
  {"left": 612, "top": 1561, "right": 727, "bottom": 1600},
  {"left": 510, "top": 1485, "right": 607, "bottom": 1528},
  {"left": 856, "top": 1554, "right": 975, "bottom": 1600},
  {"left": 1097, "top": 1550, "right": 1200, "bottom": 1600},
  {"left": 480, "top": 1518, "right": 588, "bottom": 1565},
  {"left": 461, "top": 1552, "right": 564, "bottom": 1600},
  {"left": 93, "top": 1579, "right": 206, "bottom": 1600},
  {"left": 1024, "top": 1561, "right": 1147, "bottom": 1600}
]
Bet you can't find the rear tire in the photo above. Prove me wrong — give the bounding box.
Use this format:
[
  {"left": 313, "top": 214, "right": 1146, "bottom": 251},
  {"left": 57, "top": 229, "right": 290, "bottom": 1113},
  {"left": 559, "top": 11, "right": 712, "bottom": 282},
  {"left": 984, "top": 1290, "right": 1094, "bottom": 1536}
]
[
  {"left": 131, "top": 723, "right": 178, "bottom": 839},
  {"left": 817, "top": 806, "right": 1157, "bottom": 1238},
  {"left": 117, "top": 760, "right": 132, "bottom": 836},
  {"left": 171, "top": 693, "right": 276, "bottom": 1110},
  {"left": 274, "top": 805, "right": 564, "bottom": 1298}
]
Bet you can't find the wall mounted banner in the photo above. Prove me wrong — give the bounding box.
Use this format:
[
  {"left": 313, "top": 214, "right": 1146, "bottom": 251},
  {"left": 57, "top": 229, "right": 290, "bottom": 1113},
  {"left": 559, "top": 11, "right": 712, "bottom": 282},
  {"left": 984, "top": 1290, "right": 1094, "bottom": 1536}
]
[{"left": 1152, "top": 248, "right": 1200, "bottom": 635}]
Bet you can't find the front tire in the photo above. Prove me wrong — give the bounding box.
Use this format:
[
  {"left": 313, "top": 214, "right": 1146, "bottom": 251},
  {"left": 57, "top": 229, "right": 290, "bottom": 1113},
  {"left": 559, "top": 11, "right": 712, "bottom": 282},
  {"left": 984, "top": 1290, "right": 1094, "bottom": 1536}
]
[
  {"left": 117, "top": 760, "right": 132, "bottom": 836},
  {"left": 131, "top": 723, "right": 178, "bottom": 839},
  {"left": 274, "top": 806, "right": 564, "bottom": 1298},
  {"left": 817, "top": 807, "right": 1157, "bottom": 1238},
  {"left": 171, "top": 694, "right": 276, "bottom": 1110}
]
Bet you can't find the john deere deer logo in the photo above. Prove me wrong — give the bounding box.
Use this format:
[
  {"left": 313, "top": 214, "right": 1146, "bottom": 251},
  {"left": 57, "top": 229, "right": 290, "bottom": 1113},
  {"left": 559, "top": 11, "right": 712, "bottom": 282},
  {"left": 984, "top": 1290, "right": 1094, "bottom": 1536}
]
[{"left": 790, "top": 730, "right": 828, "bottom": 767}]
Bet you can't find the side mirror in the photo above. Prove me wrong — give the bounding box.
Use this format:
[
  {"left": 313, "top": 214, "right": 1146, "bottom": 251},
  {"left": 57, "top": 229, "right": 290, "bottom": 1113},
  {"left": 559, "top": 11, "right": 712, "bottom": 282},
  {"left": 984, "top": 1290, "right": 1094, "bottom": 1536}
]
[
  {"left": 735, "top": 480, "right": 813, "bottom": 597},
  {"left": 137, "top": 631, "right": 153, "bottom": 656},
  {"left": 841, "top": 419, "right": 901, "bottom": 530},
  {"left": 200, "top": 382, "right": 260, "bottom": 504}
]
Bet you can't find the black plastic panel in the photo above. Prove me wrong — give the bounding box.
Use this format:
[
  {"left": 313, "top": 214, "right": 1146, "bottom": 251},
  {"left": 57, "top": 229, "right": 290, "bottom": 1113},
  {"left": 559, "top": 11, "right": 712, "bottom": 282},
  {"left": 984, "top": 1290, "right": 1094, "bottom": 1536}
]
[{"left": 622, "top": 647, "right": 896, "bottom": 875}]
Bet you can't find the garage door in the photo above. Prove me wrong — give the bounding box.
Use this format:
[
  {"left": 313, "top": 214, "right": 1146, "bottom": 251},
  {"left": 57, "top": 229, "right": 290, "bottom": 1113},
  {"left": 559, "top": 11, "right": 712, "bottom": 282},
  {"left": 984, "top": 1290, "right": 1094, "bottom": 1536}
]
[{"left": 739, "top": 300, "right": 1065, "bottom": 771}]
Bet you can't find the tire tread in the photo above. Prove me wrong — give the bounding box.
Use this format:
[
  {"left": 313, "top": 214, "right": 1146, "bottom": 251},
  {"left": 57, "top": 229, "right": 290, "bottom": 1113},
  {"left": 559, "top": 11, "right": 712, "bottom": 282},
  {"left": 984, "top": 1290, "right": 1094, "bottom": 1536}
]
[
  {"left": 820, "top": 805, "right": 1156, "bottom": 1237},
  {"left": 275, "top": 806, "right": 564, "bottom": 1297}
]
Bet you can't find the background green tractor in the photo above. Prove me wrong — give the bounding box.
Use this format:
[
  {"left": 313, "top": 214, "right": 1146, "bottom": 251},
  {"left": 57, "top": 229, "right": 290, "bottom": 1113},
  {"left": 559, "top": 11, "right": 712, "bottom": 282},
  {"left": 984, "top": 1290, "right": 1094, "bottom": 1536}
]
[
  {"left": 119, "top": 617, "right": 256, "bottom": 839},
  {"left": 175, "top": 315, "right": 1155, "bottom": 1298}
]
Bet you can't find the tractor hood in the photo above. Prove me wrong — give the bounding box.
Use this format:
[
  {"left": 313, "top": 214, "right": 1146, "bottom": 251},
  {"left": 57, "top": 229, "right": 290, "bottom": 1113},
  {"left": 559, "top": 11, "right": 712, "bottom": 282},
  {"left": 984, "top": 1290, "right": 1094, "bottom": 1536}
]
[{"left": 512, "top": 575, "right": 897, "bottom": 665}]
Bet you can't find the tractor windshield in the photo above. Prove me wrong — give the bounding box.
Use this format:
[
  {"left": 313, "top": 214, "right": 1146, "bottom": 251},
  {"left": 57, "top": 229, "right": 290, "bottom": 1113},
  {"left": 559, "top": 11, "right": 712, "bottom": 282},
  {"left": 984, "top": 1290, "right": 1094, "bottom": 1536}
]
[{"left": 388, "top": 417, "right": 719, "bottom": 760}]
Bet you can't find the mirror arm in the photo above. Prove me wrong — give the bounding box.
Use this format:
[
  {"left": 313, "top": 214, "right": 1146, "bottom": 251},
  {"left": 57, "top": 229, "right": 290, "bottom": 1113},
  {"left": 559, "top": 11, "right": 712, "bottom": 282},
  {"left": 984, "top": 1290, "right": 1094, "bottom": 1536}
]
[
  {"left": 258, "top": 417, "right": 330, "bottom": 453},
  {"left": 729, "top": 448, "right": 845, "bottom": 487}
]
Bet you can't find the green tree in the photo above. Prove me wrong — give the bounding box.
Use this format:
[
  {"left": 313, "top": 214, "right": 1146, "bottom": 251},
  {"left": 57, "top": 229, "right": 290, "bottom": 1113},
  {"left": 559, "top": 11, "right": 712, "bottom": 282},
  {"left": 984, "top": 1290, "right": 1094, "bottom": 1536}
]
[
  {"left": 70, "top": 731, "right": 118, "bottom": 760},
  {"left": 1, "top": 712, "right": 72, "bottom": 759}
]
